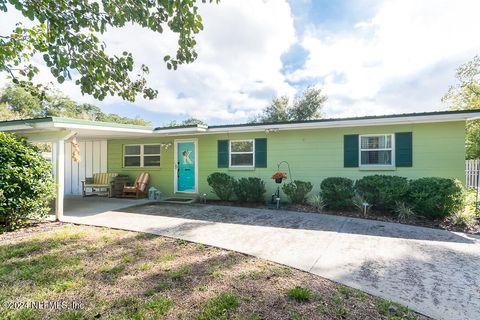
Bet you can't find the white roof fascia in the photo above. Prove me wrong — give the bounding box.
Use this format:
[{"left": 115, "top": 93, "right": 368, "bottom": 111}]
[
  {"left": 205, "top": 112, "right": 480, "bottom": 134},
  {"left": 52, "top": 122, "right": 153, "bottom": 134}
]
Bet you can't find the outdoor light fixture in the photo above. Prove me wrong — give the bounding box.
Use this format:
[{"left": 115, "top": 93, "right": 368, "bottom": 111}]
[
  {"left": 362, "top": 201, "right": 369, "bottom": 216},
  {"left": 161, "top": 142, "right": 172, "bottom": 150}
]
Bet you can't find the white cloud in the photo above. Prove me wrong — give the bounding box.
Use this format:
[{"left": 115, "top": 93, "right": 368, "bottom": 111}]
[
  {"left": 1, "top": 0, "right": 297, "bottom": 122},
  {"left": 3, "top": 0, "right": 479, "bottom": 122},
  {"left": 289, "top": 0, "right": 480, "bottom": 118}
]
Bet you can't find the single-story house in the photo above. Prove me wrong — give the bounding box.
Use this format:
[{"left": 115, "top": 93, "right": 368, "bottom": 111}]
[{"left": 1, "top": 109, "right": 480, "bottom": 219}]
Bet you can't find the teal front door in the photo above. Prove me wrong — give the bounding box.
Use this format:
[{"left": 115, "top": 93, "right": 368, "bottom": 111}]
[{"left": 176, "top": 141, "right": 196, "bottom": 192}]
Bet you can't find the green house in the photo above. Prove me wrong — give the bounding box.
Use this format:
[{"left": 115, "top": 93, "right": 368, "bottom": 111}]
[{"left": 1, "top": 109, "right": 479, "bottom": 218}]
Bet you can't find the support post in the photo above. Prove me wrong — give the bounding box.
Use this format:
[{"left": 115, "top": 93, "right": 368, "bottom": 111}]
[{"left": 55, "top": 139, "right": 65, "bottom": 221}]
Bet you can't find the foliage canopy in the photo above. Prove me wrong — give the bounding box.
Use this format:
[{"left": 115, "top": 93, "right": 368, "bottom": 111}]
[
  {"left": 442, "top": 55, "right": 480, "bottom": 159},
  {"left": 0, "top": 0, "right": 215, "bottom": 101},
  {"left": 254, "top": 87, "right": 327, "bottom": 123},
  {"left": 0, "top": 84, "right": 150, "bottom": 126}
]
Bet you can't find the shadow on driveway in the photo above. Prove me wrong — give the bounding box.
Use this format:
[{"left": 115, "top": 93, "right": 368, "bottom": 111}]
[{"left": 119, "top": 203, "right": 479, "bottom": 244}]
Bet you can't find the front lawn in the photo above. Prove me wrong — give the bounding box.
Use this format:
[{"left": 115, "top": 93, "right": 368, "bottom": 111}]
[{"left": 0, "top": 223, "right": 428, "bottom": 319}]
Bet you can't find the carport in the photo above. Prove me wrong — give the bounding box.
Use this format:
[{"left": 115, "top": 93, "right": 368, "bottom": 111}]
[{"left": 0, "top": 117, "right": 154, "bottom": 220}]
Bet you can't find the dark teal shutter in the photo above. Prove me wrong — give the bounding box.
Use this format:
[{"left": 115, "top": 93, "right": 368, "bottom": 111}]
[
  {"left": 395, "top": 132, "right": 412, "bottom": 167},
  {"left": 255, "top": 138, "right": 267, "bottom": 168},
  {"left": 344, "top": 134, "right": 359, "bottom": 167},
  {"left": 218, "top": 140, "right": 229, "bottom": 168}
]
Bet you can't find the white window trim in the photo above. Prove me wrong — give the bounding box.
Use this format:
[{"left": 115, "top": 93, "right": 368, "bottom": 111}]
[
  {"left": 229, "top": 139, "right": 255, "bottom": 168},
  {"left": 123, "top": 144, "right": 161, "bottom": 168},
  {"left": 359, "top": 134, "right": 395, "bottom": 167}
]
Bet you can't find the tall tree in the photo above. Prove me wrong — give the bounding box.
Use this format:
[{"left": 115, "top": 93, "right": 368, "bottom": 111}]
[
  {"left": 0, "top": 84, "right": 42, "bottom": 116},
  {"left": 442, "top": 55, "right": 480, "bottom": 159},
  {"left": 255, "top": 87, "right": 327, "bottom": 123},
  {"left": 288, "top": 87, "right": 327, "bottom": 121},
  {"left": 0, "top": 0, "right": 215, "bottom": 101},
  {"left": 257, "top": 96, "right": 290, "bottom": 123},
  {"left": 164, "top": 117, "right": 207, "bottom": 127},
  {"left": 0, "top": 84, "right": 151, "bottom": 126}
]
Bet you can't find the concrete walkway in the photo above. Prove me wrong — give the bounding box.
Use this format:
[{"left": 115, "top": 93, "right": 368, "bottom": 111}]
[{"left": 61, "top": 202, "right": 480, "bottom": 320}]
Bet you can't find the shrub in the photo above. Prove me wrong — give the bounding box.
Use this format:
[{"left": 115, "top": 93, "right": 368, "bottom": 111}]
[
  {"left": 207, "top": 172, "right": 235, "bottom": 201},
  {"left": 308, "top": 194, "right": 325, "bottom": 211},
  {"left": 352, "top": 192, "right": 371, "bottom": 216},
  {"left": 451, "top": 207, "right": 477, "bottom": 229},
  {"left": 408, "top": 177, "right": 465, "bottom": 219},
  {"left": 282, "top": 180, "right": 313, "bottom": 204},
  {"left": 234, "top": 177, "right": 266, "bottom": 203},
  {"left": 0, "top": 132, "right": 55, "bottom": 230},
  {"left": 394, "top": 201, "right": 415, "bottom": 222},
  {"left": 355, "top": 175, "right": 409, "bottom": 211},
  {"left": 320, "top": 177, "right": 354, "bottom": 209},
  {"left": 287, "top": 286, "right": 312, "bottom": 302}
]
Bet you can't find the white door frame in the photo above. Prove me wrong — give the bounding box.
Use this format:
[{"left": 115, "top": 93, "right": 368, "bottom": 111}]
[{"left": 174, "top": 138, "right": 198, "bottom": 194}]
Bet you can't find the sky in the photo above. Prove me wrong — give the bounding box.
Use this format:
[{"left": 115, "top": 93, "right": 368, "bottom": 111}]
[{"left": 1, "top": 0, "right": 480, "bottom": 126}]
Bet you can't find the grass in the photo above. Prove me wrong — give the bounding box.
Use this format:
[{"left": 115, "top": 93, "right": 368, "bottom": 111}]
[
  {"left": 337, "top": 284, "right": 367, "bottom": 301},
  {"left": 167, "top": 266, "right": 193, "bottom": 281},
  {"left": 136, "top": 261, "right": 154, "bottom": 271},
  {"left": 161, "top": 252, "right": 176, "bottom": 262},
  {"left": 144, "top": 296, "right": 173, "bottom": 317},
  {"left": 287, "top": 286, "right": 312, "bottom": 302},
  {"left": 333, "top": 293, "right": 348, "bottom": 317},
  {"left": 377, "top": 297, "right": 419, "bottom": 320},
  {"left": 122, "top": 254, "right": 133, "bottom": 263},
  {"left": 196, "top": 292, "right": 239, "bottom": 320},
  {"left": 0, "top": 223, "right": 429, "bottom": 320}
]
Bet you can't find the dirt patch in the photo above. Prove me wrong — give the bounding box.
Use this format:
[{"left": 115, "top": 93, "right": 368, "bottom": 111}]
[{"left": 0, "top": 222, "right": 430, "bottom": 320}]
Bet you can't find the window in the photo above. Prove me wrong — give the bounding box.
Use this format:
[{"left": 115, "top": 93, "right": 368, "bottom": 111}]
[
  {"left": 229, "top": 140, "right": 254, "bottom": 167},
  {"left": 360, "top": 134, "right": 394, "bottom": 166},
  {"left": 124, "top": 144, "right": 161, "bottom": 167}
]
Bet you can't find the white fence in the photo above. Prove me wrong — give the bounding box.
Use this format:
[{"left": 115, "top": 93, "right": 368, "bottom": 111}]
[{"left": 466, "top": 160, "right": 480, "bottom": 188}]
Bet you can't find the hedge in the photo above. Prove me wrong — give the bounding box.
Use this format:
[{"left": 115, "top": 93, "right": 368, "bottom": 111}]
[
  {"left": 0, "top": 132, "right": 55, "bottom": 229},
  {"left": 355, "top": 175, "right": 409, "bottom": 211},
  {"left": 408, "top": 177, "right": 465, "bottom": 218},
  {"left": 320, "top": 177, "right": 354, "bottom": 209}
]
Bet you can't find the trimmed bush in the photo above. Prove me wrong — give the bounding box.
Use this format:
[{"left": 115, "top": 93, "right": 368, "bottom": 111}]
[
  {"left": 234, "top": 177, "right": 266, "bottom": 203},
  {"left": 355, "top": 175, "right": 409, "bottom": 211},
  {"left": 320, "top": 177, "right": 354, "bottom": 209},
  {"left": 282, "top": 180, "right": 313, "bottom": 204},
  {"left": 408, "top": 177, "right": 465, "bottom": 219},
  {"left": 0, "top": 132, "right": 55, "bottom": 230},
  {"left": 207, "top": 172, "right": 235, "bottom": 201}
]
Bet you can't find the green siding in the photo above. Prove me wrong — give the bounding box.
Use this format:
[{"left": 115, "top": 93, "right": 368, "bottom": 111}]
[{"left": 107, "top": 121, "right": 466, "bottom": 199}]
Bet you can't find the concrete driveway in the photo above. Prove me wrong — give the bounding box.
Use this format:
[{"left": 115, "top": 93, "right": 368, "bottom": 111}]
[{"left": 61, "top": 202, "right": 480, "bottom": 320}]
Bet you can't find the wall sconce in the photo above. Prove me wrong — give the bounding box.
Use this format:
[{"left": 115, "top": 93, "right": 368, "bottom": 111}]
[{"left": 161, "top": 142, "right": 172, "bottom": 150}]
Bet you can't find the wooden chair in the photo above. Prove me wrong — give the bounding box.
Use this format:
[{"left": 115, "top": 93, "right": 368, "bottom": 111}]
[
  {"left": 82, "top": 173, "right": 118, "bottom": 197},
  {"left": 122, "top": 172, "right": 149, "bottom": 198}
]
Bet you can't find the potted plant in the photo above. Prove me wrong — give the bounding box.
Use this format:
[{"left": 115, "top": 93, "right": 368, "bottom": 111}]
[{"left": 272, "top": 172, "right": 288, "bottom": 184}]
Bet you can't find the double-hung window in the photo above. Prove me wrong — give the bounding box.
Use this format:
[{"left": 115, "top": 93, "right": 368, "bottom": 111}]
[
  {"left": 229, "top": 139, "right": 255, "bottom": 167},
  {"left": 124, "top": 144, "right": 161, "bottom": 167},
  {"left": 360, "top": 134, "right": 394, "bottom": 166}
]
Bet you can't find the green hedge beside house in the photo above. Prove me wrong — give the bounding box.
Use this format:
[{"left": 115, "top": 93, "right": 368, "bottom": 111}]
[{"left": 0, "top": 132, "right": 55, "bottom": 230}]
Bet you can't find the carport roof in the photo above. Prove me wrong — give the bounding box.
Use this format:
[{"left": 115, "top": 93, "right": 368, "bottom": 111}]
[
  {"left": 2, "top": 109, "right": 480, "bottom": 138},
  {"left": 0, "top": 116, "right": 155, "bottom": 140}
]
